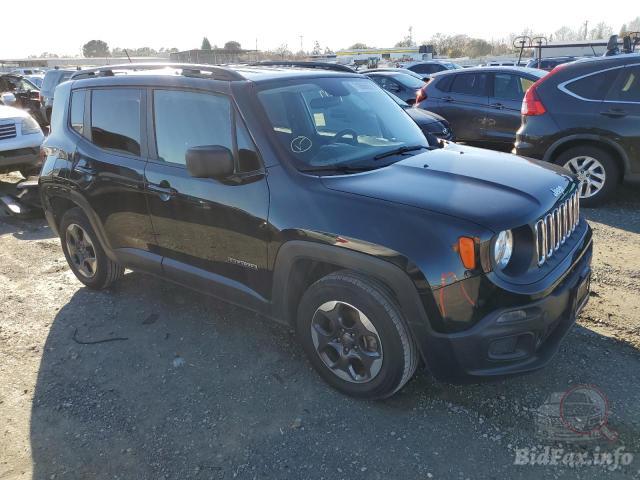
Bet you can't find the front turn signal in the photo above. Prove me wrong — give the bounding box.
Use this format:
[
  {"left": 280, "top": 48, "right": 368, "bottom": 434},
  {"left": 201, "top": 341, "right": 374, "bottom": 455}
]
[{"left": 457, "top": 237, "right": 476, "bottom": 270}]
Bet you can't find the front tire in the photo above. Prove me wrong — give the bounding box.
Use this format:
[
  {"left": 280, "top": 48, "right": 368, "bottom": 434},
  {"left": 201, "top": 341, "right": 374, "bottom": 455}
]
[
  {"left": 297, "top": 271, "right": 418, "bottom": 399},
  {"left": 59, "top": 208, "right": 124, "bottom": 290},
  {"left": 556, "top": 146, "right": 620, "bottom": 207}
]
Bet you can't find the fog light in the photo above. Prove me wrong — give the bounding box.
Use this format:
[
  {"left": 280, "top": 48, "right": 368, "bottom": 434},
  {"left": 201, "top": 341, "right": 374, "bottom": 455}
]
[
  {"left": 489, "top": 336, "right": 518, "bottom": 357},
  {"left": 496, "top": 309, "right": 528, "bottom": 324}
]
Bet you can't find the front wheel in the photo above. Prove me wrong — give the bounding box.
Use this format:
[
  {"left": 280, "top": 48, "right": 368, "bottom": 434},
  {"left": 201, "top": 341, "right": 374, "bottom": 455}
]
[
  {"left": 556, "top": 146, "right": 620, "bottom": 207},
  {"left": 296, "top": 271, "right": 418, "bottom": 399}
]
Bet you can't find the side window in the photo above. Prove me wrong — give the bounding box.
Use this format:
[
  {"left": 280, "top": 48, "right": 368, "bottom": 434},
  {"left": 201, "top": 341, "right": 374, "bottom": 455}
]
[
  {"left": 607, "top": 66, "right": 640, "bottom": 103},
  {"left": 90, "top": 89, "right": 141, "bottom": 156},
  {"left": 434, "top": 75, "right": 454, "bottom": 92},
  {"left": 565, "top": 69, "right": 620, "bottom": 101},
  {"left": 153, "top": 89, "right": 232, "bottom": 165},
  {"left": 493, "top": 74, "right": 528, "bottom": 101},
  {"left": 450, "top": 73, "right": 488, "bottom": 96},
  {"left": 70, "top": 90, "right": 85, "bottom": 135}
]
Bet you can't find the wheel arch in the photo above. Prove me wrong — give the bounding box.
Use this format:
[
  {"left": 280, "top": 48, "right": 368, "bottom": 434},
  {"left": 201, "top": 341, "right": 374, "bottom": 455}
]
[
  {"left": 271, "top": 240, "right": 438, "bottom": 364},
  {"left": 544, "top": 134, "right": 629, "bottom": 179}
]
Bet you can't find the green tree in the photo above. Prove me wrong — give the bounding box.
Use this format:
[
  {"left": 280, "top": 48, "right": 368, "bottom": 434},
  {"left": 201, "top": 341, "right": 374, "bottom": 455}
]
[
  {"left": 224, "top": 41, "right": 241, "bottom": 51},
  {"left": 201, "top": 37, "right": 212, "bottom": 50},
  {"left": 348, "top": 43, "right": 370, "bottom": 50},
  {"left": 82, "top": 40, "right": 110, "bottom": 58}
]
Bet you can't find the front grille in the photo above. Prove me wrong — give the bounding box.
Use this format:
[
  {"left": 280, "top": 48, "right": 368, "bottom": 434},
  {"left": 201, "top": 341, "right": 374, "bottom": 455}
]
[
  {"left": 534, "top": 190, "right": 580, "bottom": 266},
  {"left": 0, "top": 122, "right": 17, "bottom": 140}
]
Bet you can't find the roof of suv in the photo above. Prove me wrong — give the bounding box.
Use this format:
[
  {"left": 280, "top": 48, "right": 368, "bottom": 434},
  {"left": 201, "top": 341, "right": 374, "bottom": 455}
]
[{"left": 429, "top": 65, "right": 547, "bottom": 77}]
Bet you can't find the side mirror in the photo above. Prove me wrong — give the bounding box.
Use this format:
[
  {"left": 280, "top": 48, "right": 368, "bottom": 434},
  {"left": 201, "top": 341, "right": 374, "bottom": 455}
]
[
  {"left": 0, "top": 92, "right": 17, "bottom": 106},
  {"left": 186, "top": 145, "right": 234, "bottom": 179}
]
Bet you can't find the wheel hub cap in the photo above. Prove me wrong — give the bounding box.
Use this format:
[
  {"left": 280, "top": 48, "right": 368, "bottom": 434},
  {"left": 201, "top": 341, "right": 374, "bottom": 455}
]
[
  {"left": 65, "top": 223, "right": 97, "bottom": 278},
  {"left": 310, "top": 301, "right": 383, "bottom": 383},
  {"left": 564, "top": 156, "right": 606, "bottom": 199}
]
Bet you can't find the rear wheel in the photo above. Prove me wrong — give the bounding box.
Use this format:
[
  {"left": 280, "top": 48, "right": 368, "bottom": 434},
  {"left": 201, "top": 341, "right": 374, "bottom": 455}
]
[
  {"left": 296, "top": 271, "right": 418, "bottom": 399},
  {"left": 59, "top": 208, "right": 124, "bottom": 289},
  {"left": 556, "top": 146, "right": 620, "bottom": 207}
]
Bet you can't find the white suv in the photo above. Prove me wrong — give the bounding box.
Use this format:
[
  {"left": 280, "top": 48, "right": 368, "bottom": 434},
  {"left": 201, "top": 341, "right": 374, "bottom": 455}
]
[{"left": 0, "top": 104, "right": 44, "bottom": 177}]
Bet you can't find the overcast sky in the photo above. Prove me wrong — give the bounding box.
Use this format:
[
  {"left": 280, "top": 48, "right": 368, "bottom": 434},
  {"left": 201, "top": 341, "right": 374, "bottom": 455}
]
[{"left": 0, "top": 0, "right": 634, "bottom": 58}]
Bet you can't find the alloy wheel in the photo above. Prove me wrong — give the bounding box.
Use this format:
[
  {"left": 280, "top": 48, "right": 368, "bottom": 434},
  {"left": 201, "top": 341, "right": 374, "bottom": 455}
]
[
  {"left": 310, "top": 301, "right": 383, "bottom": 383},
  {"left": 65, "top": 223, "right": 97, "bottom": 278},
  {"left": 563, "top": 156, "right": 606, "bottom": 199}
]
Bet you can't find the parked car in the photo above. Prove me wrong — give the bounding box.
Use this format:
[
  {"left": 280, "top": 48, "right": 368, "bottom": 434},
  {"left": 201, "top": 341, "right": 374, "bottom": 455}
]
[
  {"left": 525, "top": 57, "right": 577, "bottom": 71},
  {"left": 366, "top": 71, "right": 426, "bottom": 104},
  {"left": 24, "top": 75, "right": 44, "bottom": 89},
  {"left": 404, "top": 60, "right": 461, "bottom": 77},
  {"left": 415, "top": 66, "right": 546, "bottom": 148},
  {"left": 360, "top": 67, "right": 426, "bottom": 81},
  {"left": 386, "top": 91, "right": 454, "bottom": 140},
  {"left": 10, "top": 68, "right": 45, "bottom": 76},
  {"left": 0, "top": 104, "right": 45, "bottom": 176},
  {"left": 515, "top": 54, "right": 640, "bottom": 206},
  {"left": 40, "top": 63, "right": 592, "bottom": 399},
  {"left": 40, "top": 69, "right": 75, "bottom": 124},
  {"left": 0, "top": 74, "right": 46, "bottom": 125}
]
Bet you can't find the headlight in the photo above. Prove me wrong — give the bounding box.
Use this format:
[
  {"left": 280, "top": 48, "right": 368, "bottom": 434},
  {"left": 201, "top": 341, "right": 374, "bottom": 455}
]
[
  {"left": 494, "top": 230, "right": 513, "bottom": 268},
  {"left": 21, "top": 116, "right": 41, "bottom": 135}
]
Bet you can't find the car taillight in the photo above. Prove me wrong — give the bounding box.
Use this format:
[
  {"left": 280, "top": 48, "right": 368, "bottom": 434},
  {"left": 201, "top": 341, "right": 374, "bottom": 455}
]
[
  {"left": 416, "top": 87, "right": 427, "bottom": 104},
  {"left": 521, "top": 85, "right": 546, "bottom": 116}
]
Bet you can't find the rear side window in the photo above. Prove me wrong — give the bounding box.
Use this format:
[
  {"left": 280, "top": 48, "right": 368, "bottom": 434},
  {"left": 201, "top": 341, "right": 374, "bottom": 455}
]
[
  {"left": 493, "top": 74, "right": 535, "bottom": 101},
  {"left": 410, "top": 63, "right": 444, "bottom": 74},
  {"left": 70, "top": 90, "right": 85, "bottom": 135},
  {"left": 607, "top": 66, "right": 640, "bottom": 103},
  {"left": 433, "top": 75, "right": 454, "bottom": 92},
  {"left": 450, "top": 73, "right": 488, "bottom": 96},
  {"left": 153, "top": 90, "right": 232, "bottom": 166},
  {"left": 90, "top": 89, "right": 141, "bottom": 156},
  {"left": 564, "top": 69, "right": 620, "bottom": 101}
]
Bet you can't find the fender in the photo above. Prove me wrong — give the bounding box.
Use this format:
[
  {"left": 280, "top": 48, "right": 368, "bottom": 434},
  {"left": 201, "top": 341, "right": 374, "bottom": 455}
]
[
  {"left": 271, "top": 240, "right": 446, "bottom": 369},
  {"left": 543, "top": 133, "right": 631, "bottom": 175}
]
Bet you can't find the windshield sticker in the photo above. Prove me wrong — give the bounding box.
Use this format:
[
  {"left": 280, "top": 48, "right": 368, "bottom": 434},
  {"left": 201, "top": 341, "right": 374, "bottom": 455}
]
[
  {"left": 313, "top": 113, "right": 326, "bottom": 127},
  {"left": 291, "top": 136, "right": 313, "bottom": 153}
]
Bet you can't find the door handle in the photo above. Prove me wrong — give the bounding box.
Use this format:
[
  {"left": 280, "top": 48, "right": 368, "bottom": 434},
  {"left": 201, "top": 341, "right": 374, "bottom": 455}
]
[
  {"left": 442, "top": 96, "right": 454, "bottom": 102},
  {"left": 490, "top": 103, "right": 505, "bottom": 110},
  {"left": 148, "top": 181, "right": 177, "bottom": 201},
  {"left": 600, "top": 108, "right": 627, "bottom": 118}
]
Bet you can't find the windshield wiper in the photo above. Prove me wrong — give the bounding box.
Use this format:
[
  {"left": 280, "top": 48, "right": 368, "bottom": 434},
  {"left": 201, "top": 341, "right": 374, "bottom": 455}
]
[
  {"left": 373, "top": 145, "right": 429, "bottom": 161},
  {"left": 299, "top": 165, "right": 379, "bottom": 175}
]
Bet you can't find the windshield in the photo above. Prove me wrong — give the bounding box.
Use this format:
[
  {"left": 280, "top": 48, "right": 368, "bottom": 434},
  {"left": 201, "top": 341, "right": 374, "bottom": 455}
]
[
  {"left": 391, "top": 73, "right": 425, "bottom": 89},
  {"left": 257, "top": 77, "right": 428, "bottom": 172}
]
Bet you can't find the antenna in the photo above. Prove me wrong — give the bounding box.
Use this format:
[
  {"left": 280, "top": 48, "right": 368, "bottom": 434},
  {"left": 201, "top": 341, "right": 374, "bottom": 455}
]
[{"left": 124, "top": 49, "right": 132, "bottom": 63}]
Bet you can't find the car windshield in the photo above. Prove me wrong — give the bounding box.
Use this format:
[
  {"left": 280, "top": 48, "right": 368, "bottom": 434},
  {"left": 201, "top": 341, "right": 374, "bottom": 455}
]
[
  {"left": 257, "top": 77, "right": 428, "bottom": 172},
  {"left": 390, "top": 73, "right": 425, "bottom": 89}
]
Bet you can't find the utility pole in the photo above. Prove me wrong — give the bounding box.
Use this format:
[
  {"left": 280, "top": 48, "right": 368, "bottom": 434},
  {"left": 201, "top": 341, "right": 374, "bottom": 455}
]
[
  {"left": 584, "top": 20, "right": 589, "bottom": 40},
  {"left": 299, "top": 35, "right": 304, "bottom": 53}
]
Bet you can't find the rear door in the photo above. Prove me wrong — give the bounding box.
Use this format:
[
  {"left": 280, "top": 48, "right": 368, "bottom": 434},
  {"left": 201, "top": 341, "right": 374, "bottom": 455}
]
[
  {"left": 603, "top": 64, "right": 640, "bottom": 173},
  {"left": 487, "top": 73, "right": 536, "bottom": 144},
  {"left": 71, "top": 87, "right": 158, "bottom": 269},
  {"left": 436, "top": 72, "right": 490, "bottom": 142},
  {"left": 144, "top": 88, "right": 270, "bottom": 298}
]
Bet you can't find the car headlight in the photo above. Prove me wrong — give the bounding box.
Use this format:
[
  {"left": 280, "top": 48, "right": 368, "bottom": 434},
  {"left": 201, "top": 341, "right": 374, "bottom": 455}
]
[
  {"left": 494, "top": 230, "right": 513, "bottom": 268},
  {"left": 21, "top": 116, "right": 41, "bottom": 135}
]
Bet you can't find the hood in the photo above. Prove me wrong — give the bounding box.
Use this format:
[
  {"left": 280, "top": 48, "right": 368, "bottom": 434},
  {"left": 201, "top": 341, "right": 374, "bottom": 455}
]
[
  {"left": 321, "top": 143, "right": 575, "bottom": 232},
  {"left": 0, "top": 105, "right": 29, "bottom": 121},
  {"left": 404, "top": 107, "right": 446, "bottom": 126}
]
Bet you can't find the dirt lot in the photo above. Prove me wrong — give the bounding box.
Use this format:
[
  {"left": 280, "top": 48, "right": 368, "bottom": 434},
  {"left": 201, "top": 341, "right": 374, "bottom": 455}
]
[{"left": 0, "top": 171, "right": 639, "bottom": 479}]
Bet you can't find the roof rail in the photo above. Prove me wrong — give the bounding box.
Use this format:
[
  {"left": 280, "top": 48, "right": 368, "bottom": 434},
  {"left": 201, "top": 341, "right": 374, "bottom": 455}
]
[
  {"left": 70, "top": 63, "right": 245, "bottom": 81},
  {"left": 247, "top": 61, "right": 356, "bottom": 73}
]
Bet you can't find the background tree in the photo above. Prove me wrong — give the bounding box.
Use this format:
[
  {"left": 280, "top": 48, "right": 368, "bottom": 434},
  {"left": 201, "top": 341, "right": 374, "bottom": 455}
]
[
  {"left": 311, "top": 41, "right": 322, "bottom": 55},
  {"left": 224, "top": 41, "right": 241, "bottom": 51},
  {"left": 82, "top": 40, "right": 110, "bottom": 58},
  {"left": 201, "top": 37, "right": 212, "bottom": 50},
  {"left": 589, "top": 22, "right": 613, "bottom": 40},
  {"left": 554, "top": 26, "right": 578, "bottom": 41},
  {"left": 348, "top": 43, "right": 370, "bottom": 50}
]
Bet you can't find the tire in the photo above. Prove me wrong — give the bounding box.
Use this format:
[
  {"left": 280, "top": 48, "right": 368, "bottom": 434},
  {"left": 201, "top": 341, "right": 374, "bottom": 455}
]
[
  {"left": 59, "top": 208, "right": 124, "bottom": 290},
  {"left": 296, "top": 270, "right": 418, "bottom": 399},
  {"left": 555, "top": 146, "right": 620, "bottom": 207}
]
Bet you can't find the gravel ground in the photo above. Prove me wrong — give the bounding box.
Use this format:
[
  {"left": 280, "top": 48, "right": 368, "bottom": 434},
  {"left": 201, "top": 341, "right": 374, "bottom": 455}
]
[{"left": 0, "top": 171, "right": 639, "bottom": 480}]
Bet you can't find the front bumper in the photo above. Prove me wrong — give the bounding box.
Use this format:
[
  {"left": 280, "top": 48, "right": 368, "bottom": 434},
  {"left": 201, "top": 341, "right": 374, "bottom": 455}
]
[{"left": 424, "top": 231, "right": 592, "bottom": 382}]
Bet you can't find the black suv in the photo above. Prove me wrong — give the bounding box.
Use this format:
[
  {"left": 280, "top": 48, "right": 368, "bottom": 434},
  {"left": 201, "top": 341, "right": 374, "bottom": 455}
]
[
  {"left": 40, "top": 64, "right": 592, "bottom": 399},
  {"left": 515, "top": 54, "right": 640, "bottom": 206}
]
